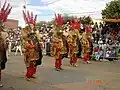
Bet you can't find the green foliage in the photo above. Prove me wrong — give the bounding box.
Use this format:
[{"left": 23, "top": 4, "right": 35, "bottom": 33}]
[
  {"left": 49, "top": 19, "right": 56, "bottom": 25},
  {"left": 102, "top": 0, "right": 120, "bottom": 19},
  {"left": 36, "top": 21, "right": 47, "bottom": 27},
  {"left": 36, "top": 14, "right": 93, "bottom": 25},
  {"left": 63, "top": 14, "right": 74, "bottom": 23},
  {"left": 80, "top": 16, "right": 93, "bottom": 24}
]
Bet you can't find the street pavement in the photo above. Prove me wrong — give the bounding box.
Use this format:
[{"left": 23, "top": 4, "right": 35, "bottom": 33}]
[{"left": 1, "top": 54, "right": 120, "bottom": 90}]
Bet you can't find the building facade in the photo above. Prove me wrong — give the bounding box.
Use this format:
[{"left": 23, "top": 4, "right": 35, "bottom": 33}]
[{"left": 4, "top": 19, "right": 18, "bottom": 29}]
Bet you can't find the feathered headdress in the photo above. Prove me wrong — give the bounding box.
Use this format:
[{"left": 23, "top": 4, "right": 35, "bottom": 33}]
[
  {"left": 70, "top": 18, "right": 81, "bottom": 30},
  {"left": 23, "top": 10, "right": 37, "bottom": 28},
  {"left": 54, "top": 14, "right": 64, "bottom": 36},
  {"left": 0, "top": 0, "right": 12, "bottom": 23},
  {"left": 85, "top": 25, "right": 92, "bottom": 33},
  {"left": 55, "top": 14, "right": 63, "bottom": 27}
]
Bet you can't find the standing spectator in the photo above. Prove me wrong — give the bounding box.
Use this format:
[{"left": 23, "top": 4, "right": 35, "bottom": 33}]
[
  {"left": 15, "top": 40, "right": 23, "bottom": 56},
  {"left": 6, "top": 39, "right": 9, "bottom": 59},
  {"left": 98, "top": 38, "right": 103, "bottom": 48},
  {"left": 94, "top": 22, "right": 98, "bottom": 30}
]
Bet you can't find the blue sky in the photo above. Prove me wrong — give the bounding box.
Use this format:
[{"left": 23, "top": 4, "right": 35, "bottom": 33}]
[
  {"left": 29, "top": 0, "right": 54, "bottom": 21},
  {"left": 28, "top": 0, "right": 112, "bottom": 21}
]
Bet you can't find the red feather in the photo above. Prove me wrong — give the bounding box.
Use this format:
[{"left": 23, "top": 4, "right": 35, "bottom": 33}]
[
  {"left": 1, "top": 1, "right": 7, "bottom": 11},
  {"left": 0, "top": 1, "right": 7, "bottom": 21},
  {"left": 33, "top": 15, "right": 37, "bottom": 26},
  {"left": 4, "top": 3, "right": 10, "bottom": 12},
  {"left": 23, "top": 10, "right": 37, "bottom": 27},
  {"left": 0, "top": 10, "right": 4, "bottom": 21},
  {"left": 27, "top": 11, "right": 31, "bottom": 24},
  {"left": 2, "top": 4, "right": 10, "bottom": 22},
  {"left": 3, "top": 7, "right": 12, "bottom": 22},
  {"left": 30, "top": 12, "right": 33, "bottom": 24},
  {"left": 23, "top": 10, "right": 29, "bottom": 24},
  {"left": 55, "top": 14, "right": 57, "bottom": 22},
  {"left": 55, "top": 14, "right": 63, "bottom": 27},
  {"left": 70, "top": 18, "right": 81, "bottom": 30},
  {"left": 58, "top": 14, "right": 60, "bottom": 25},
  {"left": 0, "top": 0, "right": 12, "bottom": 22}
]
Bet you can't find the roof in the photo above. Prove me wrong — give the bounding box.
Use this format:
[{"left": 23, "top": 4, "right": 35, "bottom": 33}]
[{"left": 103, "top": 19, "right": 120, "bottom": 22}]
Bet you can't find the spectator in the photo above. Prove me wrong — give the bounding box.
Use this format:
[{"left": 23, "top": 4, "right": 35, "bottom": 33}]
[{"left": 15, "top": 40, "right": 23, "bottom": 56}]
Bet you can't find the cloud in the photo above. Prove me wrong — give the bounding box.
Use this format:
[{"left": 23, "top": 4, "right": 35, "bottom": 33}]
[
  {"left": 1, "top": 0, "right": 44, "bottom": 27},
  {"left": 1, "top": 0, "right": 113, "bottom": 27},
  {"left": 41, "top": 0, "right": 112, "bottom": 18}
]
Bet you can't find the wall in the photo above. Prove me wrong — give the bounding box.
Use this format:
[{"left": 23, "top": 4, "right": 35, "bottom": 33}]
[{"left": 4, "top": 19, "right": 18, "bottom": 29}]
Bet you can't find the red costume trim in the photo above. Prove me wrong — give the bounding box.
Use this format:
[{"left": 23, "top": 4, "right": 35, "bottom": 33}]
[
  {"left": 26, "top": 62, "right": 36, "bottom": 78},
  {"left": 55, "top": 59, "right": 62, "bottom": 69},
  {"left": 84, "top": 54, "right": 90, "bottom": 62}
]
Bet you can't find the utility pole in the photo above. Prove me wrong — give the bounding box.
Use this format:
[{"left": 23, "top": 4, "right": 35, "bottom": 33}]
[
  {"left": 0, "top": 0, "right": 1, "bottom": 8},
  {"left": 23, "top": 0, "right": 27, "bottom": 13},
  {"left": 23, "top": 0, "right": 27, "bottom": 26}
]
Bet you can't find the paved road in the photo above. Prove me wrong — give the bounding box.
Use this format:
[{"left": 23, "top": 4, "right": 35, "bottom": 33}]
[{"left": 1, "top": 55, "right": 120, "bottom": 90}]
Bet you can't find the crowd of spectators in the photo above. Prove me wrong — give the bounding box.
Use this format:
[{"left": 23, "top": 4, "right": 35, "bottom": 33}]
[
  {"left": 92, "top": 22, "right": 120, "bottom": 61},
  {"left": 6, "top": 22, "right": 120, "bottom": 61}
]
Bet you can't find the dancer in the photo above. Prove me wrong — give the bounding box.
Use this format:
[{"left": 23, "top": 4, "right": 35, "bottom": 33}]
[
  {"left": 67, "top": 18, "right": 80, "bottom": 67},
  {"left": 68, "top": 33, "right": 78, "bottom": 67},
  {"left": 81, "top": 25, "right": 92, "bottom": 64},
  {"left": 22, "top": 10, "right": 42, "bottom": 81},
  {"left": 51, "top": 14, "right": 65, "bottom": 71},
  {"left": 0, "top": 1, "right": 12, "bottom": 86}
]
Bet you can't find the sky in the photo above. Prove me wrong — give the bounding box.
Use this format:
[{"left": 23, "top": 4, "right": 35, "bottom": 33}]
[{"left": 1, "top": 0, "right": 112, "bottom": 27}]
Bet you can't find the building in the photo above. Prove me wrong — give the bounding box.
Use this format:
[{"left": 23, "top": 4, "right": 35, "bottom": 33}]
[
  {"left": 4, "top": 19, "right": 18, "bottom": 29},
  {"left": 92, "top": 19, "right": 103, "bottom": 25}
]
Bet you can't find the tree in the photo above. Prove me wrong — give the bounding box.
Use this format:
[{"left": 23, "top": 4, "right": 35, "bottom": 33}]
[
  {"left": 63, "top": 14, "right": 74, "bottom": 23},
  {"left": 101, "top": 0, "right": 120, "bottom": 19},
  {"left": 48, "top": 14, "right": 74, "bottom": 25},
  {"left": 36, "top": 21, "right": 47, "bottom": 27},
  {"left": 48, "top": 19, "right": 56, "bottom": 25},
  {"left": 80, "top": 16, "right": 93, "bottom": 25}
]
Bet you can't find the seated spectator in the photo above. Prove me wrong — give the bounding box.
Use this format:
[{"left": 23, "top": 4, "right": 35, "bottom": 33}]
[
  {"left": 106, "top": 48, "right": 113, "bottom": 61},
  {"left": 95, "top": 48, "right": 103, "bottom": 61},
  {"left": 98, "top": 38, "right": 103, "bottom": 48}
]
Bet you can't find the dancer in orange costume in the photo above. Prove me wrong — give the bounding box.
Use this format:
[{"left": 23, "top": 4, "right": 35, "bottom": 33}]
[
  {"left": 24, "top": 39, "right": 39, "bottom": 80},
  {"left": 81, "top": 25, "right": 93, "bottom": 64},
  {"left": 51, "top": 14, "right": 66, "bottom": 71},
  {"left": 67, "top": 18, "right": 81, "bottom": 67},
  {"left": 22, "top": 10, "right": 43, "bottom": 81},
  {"left": 67, "top": 33, "right": 78, "bottom": 67},
  {"left": 0, "top": 1, "right": 12, "bottom": 87},
  {"left": 52, "top": 34, "right": 64, "bottom": 71}
]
